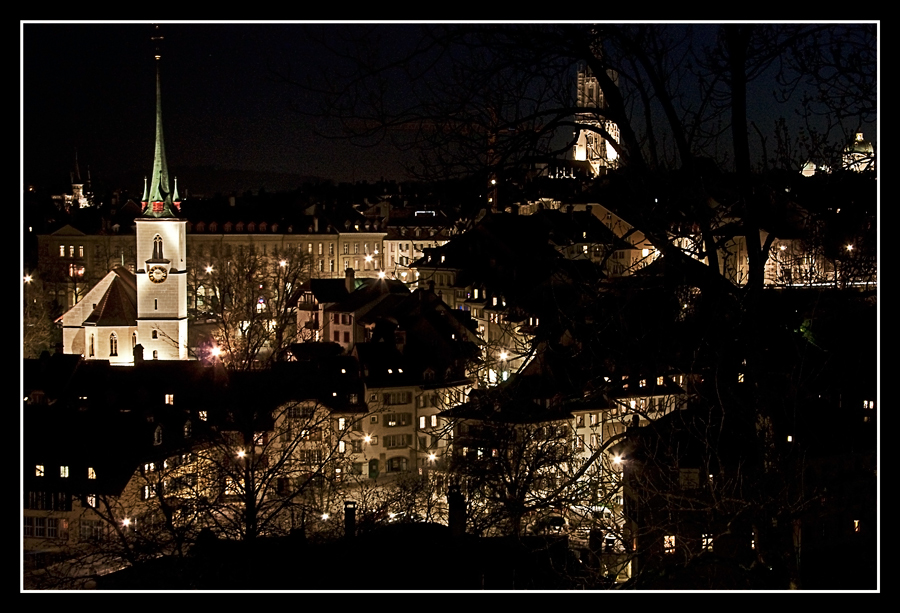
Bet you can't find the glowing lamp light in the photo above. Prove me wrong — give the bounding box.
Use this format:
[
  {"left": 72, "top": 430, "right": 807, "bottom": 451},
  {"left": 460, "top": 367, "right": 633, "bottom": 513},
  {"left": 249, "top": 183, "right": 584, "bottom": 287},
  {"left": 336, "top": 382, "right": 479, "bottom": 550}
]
[
  {"left": 613, "top": 455, "right": 623, "bottom": 465},
  {"left": 122, "top": 518, "right": 131, "bottom": 527},
  {"left": 428, "top": 453, "right": 437, "bottom": 462},
  {"left": 205, "top": 265, "right": 214, "bottom": 273},
  {"left": 24, "top": 274, "right": 32, "bottom": 283},
  {"left": 321, "top": 513, "right": 329, "bottom": 521},
  {"left": 365, "top": 254, "right": 373, "bottom": 262},
  {"left": 364, "top": 435, "right": 372, "bottom": 443},
  {"left": 846, "top": 244, "right": 854, "bottom": 252},
  {"left": 279, "top": 260, "right": 287, "bottom": 267},
  {"left": 378, "top": 270, "right": 386, "bottom": 279},
  {"left": 499, "top": 350, "right": 508, "bottom": 361},
  {"left": 211, "top": 347, "right": 221, "bottom": 357},
  {"left": 237, "top": 450, "right": 246, "bottom": 459}
]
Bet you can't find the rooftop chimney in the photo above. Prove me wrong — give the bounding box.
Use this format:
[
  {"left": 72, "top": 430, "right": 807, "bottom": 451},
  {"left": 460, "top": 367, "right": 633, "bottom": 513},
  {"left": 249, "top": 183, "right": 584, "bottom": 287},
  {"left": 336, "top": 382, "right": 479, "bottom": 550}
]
[{"left": 345, "top": 268, "right": 355, "bottom": 294}]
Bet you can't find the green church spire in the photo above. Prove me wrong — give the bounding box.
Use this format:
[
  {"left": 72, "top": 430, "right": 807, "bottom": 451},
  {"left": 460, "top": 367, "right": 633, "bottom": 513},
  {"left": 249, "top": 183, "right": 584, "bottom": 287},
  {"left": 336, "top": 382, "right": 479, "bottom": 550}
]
[{"left": 142, "top": 26, "right": 180, "bottom": 218}]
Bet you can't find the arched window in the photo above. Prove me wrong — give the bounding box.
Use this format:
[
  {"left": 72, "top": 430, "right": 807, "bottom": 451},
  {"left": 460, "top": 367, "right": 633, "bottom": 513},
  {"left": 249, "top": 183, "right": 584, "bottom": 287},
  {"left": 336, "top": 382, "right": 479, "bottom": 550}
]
[
  {"left": 152, "top": 234, "right": 164, "bottom": 260},
  {"left": 89, "top": 334, "right": 95, "bottom": 357},
  {"left": 132, "top": 332, "right": 137, "bottom": 348},
  {"left": 109, "top": 333, "right": 118, "bottom": 356},
  {"left": 153, "top": 425, "right": 162, "bottom": 446}
]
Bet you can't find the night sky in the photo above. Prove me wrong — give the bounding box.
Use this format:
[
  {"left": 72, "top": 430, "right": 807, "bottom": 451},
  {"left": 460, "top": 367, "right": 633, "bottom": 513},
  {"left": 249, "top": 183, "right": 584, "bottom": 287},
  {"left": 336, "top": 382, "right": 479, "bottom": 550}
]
[
  {"left": 22, "top": 22, "right": 418, "bottom": 196},
  {"left": 22, "top": 22, "right": 877, "bottom": 198}
]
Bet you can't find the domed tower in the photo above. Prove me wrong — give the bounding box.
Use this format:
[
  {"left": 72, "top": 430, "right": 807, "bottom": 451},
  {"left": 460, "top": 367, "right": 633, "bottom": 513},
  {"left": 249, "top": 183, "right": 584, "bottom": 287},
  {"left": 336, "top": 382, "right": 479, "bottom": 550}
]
[
  {"left": 135, "top": 25, "right": 189, "bottom": 360},
  {"left": 843, "top": 132, "right": 876, "bottom": 173}
]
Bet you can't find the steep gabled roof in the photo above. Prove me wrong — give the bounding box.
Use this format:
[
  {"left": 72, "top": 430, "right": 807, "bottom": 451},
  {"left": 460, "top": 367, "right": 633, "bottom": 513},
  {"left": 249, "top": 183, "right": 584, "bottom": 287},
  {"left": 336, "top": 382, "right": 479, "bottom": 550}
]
[{"left": 82, "top": 266, "right": 137, "bottom": 327}]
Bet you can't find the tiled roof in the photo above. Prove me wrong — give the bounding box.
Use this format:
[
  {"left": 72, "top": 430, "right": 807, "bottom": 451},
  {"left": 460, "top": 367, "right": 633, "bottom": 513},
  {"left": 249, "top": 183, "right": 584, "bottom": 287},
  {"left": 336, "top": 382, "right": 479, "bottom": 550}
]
[{"left": 82, "top": 267, "right": 137, "bottom": 327}]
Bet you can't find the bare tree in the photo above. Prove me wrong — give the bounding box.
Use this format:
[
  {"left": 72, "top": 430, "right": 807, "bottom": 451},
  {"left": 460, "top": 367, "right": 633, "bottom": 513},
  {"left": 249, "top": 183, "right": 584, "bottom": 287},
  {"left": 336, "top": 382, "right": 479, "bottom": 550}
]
[{"left": 188, "top": 246, "right": 309, "bottom": 369}]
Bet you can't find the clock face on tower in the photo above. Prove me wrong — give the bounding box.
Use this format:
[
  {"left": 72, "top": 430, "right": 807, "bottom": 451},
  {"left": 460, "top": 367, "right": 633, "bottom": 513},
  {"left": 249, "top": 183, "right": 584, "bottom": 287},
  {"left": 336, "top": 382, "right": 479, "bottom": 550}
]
[{"left": 148, "top": 265, "right": 168, "bottom": 284}]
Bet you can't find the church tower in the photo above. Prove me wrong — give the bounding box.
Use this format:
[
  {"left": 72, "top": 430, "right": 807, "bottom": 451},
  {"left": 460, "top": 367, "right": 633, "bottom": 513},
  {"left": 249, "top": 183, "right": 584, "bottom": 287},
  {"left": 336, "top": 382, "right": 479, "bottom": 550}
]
[
  {"left": 572, "top": 63, "right": 620, "bottom": 177},
  {"left": 135, "top": 26, "right": 189, "bottom": 360}
]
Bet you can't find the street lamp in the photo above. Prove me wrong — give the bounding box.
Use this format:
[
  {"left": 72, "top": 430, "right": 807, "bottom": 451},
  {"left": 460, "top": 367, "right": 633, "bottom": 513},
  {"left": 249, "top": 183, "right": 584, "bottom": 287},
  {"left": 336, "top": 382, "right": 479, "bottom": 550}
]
[{"left": 205, "top": 265, "right": 214, "bottom": 274}]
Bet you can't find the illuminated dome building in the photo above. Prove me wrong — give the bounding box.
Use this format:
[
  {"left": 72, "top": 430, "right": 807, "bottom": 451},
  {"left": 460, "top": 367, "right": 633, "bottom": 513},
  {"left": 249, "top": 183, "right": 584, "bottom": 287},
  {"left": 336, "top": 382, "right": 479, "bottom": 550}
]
[{"left": 843, "top": 132, "right": 876, "bottom": 172}]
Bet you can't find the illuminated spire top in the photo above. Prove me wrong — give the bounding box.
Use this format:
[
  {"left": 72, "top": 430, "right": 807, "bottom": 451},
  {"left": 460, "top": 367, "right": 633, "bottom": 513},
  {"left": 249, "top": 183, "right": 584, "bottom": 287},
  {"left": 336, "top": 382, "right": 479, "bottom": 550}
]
[{"left": 143, "top": 25, "right": 180, "bottom": 218}]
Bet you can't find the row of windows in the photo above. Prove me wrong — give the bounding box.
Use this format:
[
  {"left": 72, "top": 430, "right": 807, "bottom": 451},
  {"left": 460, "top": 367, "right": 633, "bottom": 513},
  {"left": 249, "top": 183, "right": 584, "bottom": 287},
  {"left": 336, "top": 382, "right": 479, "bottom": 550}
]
[
  {"left": 25, "top": 491, "right": 72, "bottom": 511},
  {"left": 25, "top": 517, "right": 66, "bottom": 539},
  {"left": 59, "top": 245, "right": 84, "bottom": 258},
  {"left": 35, "top": 465, "right": 96, "bottom": 479}
]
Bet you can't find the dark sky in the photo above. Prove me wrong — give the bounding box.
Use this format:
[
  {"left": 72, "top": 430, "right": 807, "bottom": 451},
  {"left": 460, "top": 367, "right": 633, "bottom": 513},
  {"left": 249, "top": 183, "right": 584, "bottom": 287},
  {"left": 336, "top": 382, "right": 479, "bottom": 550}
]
[
  {"left": 22, "top": 22, "right": 417, "bottom": 196},
  {"left": 23, "top": 22, "right": 877, "bottom": 198}
]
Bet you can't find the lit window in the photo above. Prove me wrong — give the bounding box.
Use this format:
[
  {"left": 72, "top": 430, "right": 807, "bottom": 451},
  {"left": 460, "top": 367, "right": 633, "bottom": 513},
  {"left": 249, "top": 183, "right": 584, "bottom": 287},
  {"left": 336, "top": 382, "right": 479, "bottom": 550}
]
[
  {"left": 59, "top": 244, "right": 65, "bottom": 257},
  {"left": 88, "top": 467, "right": 96, "bottom": 479},
  {"left": 339, "top": 441, "right": 346, "bottom": 453},
  {"left": 36, "top": 464, "right": 45, "bottom": 477},
  {"left": 199, "top": 410, "right": 208, "bottom": 421},
  {"left": 339, "top": 418, "right": 347, "bottom": 430},
  {"left": 87, "top": 495, "right": 97, "bottom": 508},
  {"left": 664, "top": 535, "right": 676, "bottom": 554},
  {"left": 639, "top": 379, "right": 646, "bottom": 387},
  {"left": 165, "top": 394, "right": 174, "bottom": 405},
  {"left": 430, "top": 415, "right": 438, "bottom": 428},
  {"left": 60, "top": 466, "right": 69, "bottom": 478},
  {"left": 657, "top": 376, "right": 664, "bottom": 385},
  {"left": 419, "top": 416, "right": 426, "bottom": 429},
  {"left": 702, "top": 534, "right": 713, "bottom": 551}
]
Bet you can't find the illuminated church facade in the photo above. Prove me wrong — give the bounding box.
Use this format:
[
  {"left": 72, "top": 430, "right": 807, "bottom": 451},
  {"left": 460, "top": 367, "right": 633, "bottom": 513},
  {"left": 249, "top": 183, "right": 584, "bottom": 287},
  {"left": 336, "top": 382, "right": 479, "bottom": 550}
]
[{"left": 60, "top": 48, "right": 189, "bottom": 364}]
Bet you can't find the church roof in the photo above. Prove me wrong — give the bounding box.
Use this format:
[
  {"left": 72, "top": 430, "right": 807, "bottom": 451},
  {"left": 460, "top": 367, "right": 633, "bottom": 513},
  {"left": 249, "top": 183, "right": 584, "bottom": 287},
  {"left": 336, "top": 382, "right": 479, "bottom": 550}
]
[{"left": 82, "top": 266, "right": 137, "bottom": 327}]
